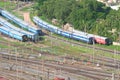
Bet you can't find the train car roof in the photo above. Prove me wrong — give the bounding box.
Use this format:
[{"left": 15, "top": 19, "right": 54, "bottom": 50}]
[
  {"left": 0, "top": 77, "right": 7, "bottom": 80},
  {"left": 88, "top": 33, "right": 108, "bottom": 39},
  {"left": 0, "top": 17, "right": 35, "bottom": 36},
  {"left": 73, "top": 32, "right": 92, "bottom": 38},
  {"left": 58, "top": 28, "right": 91, "bottom": 38},
  {"left": 0, "top": 27, "right": 25, "bottom": 36},
  {"left": 34, "top": 16, "right": 59, "bottom": 30},
  {"left": 73, "top": 30, "right": 87, "bottom": 35},
  {"left": 73, "top": 29, "right": 108, "bottom": 39},
  {"left": 71, "top": 30, "right": 92, "bottom": 38},
  {"left": 1, "top": 10, "right": 39, "bottom": 30},
  {"left": 34, "top": 16, "right": 107, "bottom": 39},
  {"left": 34, "top": 17, "right": 56, "bottom": 30}
]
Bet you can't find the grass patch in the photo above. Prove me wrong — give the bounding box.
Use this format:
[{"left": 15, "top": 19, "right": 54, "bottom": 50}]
[
  {"left": 0, "top": 36, "right": 6, "bottom": 41},
  {"left": 0, "top": 2, "right": 17, "bottom": 11},
  {"left": 51, "top": 32, "right": 120, "bottom": 51},
  {"left": 21, "top": 4, "right": 34, "bottom": 12},
  {"left": 0, "top": 44, "right": 9, "bottom": 48},
  {"left": 96, "top": 44, "right": 120, "bottom": 51},
  {"left": 40, "top": 36, "right": 120, "bottom": 60},
  {"left": 11, "top": 11, "right": 24, "bottom": 19}
]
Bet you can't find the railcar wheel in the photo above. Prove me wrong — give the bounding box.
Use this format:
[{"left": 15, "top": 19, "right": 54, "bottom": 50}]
[{"left": 22, "top": 35, "right": 28, "bottom": 42}]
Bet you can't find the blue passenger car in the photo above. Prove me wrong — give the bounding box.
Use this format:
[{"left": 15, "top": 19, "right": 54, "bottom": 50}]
[
  {"left": 33, "top": 17, "right": 50, "bottom": 30},
  {"left": 33, "top": 16, "right": 94, "bottom": 44},
  {"left": 33, "top": 17, "right": 59, "bottom": 34},
  {"left": 71, "top": 33, "right": 94, "bottom": 44},
  {"left": 0, "top": 27, "right": 28, "bottom": 41},
  {"left": 59, "top": 31, "right": 71, "bottom": 38},
  {"left": 1, "top": 10, "right": 42, "bottom": 35},
  {"left": 0, "top": 17, "right": 37, "bottom": 41}
]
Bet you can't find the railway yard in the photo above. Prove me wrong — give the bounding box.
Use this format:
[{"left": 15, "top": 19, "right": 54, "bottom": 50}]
[
  {"left": 0, "top": 33, "right": 120, "bottom": 80},
  {"left": 0, "top": 1, "right": 120, "bottom": 80}
]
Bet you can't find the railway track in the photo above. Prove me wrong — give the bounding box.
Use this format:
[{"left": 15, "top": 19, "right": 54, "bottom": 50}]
[
  {"left": 0, "top": 38, "right": 120, "bottom": 70},
  {"left": 0, "top": 69, "right": 35, "bottom": 80},
  {"left": 0, "top": 57, "right": 83, "bottom": 80},
  {"left": 0, "top": 31, "right": 120, "bottom": 80},
  {"left": 63, "top": 54, "right": 120, "bottom": 69},
  {"left": 0, "top": 39, "right": 51, "bottom": 56},
  {"left": 1, "top": 54, "right": 120, "bottom": 80},
  {"left": 47, "top": 34, "right": 120, "bottom": 54},
  {"left": 0, "top": 1, "right": 119, "bottom": 79}
]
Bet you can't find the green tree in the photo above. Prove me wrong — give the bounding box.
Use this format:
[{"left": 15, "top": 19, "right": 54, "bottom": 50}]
[{"left": 33, "top": 0, "right": 120, "bottom": 41}]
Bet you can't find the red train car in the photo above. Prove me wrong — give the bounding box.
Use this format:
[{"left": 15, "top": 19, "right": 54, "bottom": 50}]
[
  {"left": 94, "top": 36, "right": 112, "bottom": 45},
  {"left": 87, "top": 33, "right": 112, "bottom": 45},
  {"left": 95, "top": 37, "right": 106, "bottom": 44},
  {"left": 72, "top": 30, "right": 113, "bottom": 45}
]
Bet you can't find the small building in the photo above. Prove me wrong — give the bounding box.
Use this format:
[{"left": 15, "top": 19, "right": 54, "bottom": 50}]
[
  {"left": 52, "top": 19, "right": 59, "bottom": 25},
  {"left": 63, "top": 23, "right": 74, "bottom": 32},
  {"left": 110, "top": 5, "right": 120, "bottom": 10}
]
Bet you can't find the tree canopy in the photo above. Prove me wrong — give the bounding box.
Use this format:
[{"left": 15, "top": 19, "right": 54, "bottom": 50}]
[{"left": 34, "top": 0, "right": 120, "bottom": 41}]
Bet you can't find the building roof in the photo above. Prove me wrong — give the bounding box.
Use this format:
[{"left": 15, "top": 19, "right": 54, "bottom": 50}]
[
  {"left": 110, "top": 5, "right": 120, "bottom": 10},
  {"left": 0, "top": 77, "right": 7, "bottom": 80}
]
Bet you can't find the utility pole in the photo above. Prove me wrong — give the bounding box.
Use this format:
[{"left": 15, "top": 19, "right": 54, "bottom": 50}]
[
  {"left": 92, "top": 39, "right": 95, "bottom": 65},
  {"left": 112, "top": 73, "right": 115, "bottom": 80},
  {"left": 47, "top": 69, "right": 50, "bottom": 80},
  {"left": 36, "top": 63, "right": 39, "bottom": 80},
  {"left": 117, "top": 32, "right": 120, "bottom": 79},
  {"left": 0, "top": 47, "right": 2, "bottom": 77},
  {"left": 42, "top": 57, "right": 45, "bottom": 79},
  {"left": 4, "top": 0, "right": 7, "bottom": 9},
  {"left": 20, "top": 59, "right": 23, "bottom": 79},
  {"left": 15, "top": 47, "right": 18, "bottom": 80},
  {"left": 117, "top": 61, "right": 120, "bottom": 80},
  {"left": 67, "top": 77, "right": 71, "bottom": 80},
  {"left": 50, "top": 32, "right": 53, "bottom": 48},
  {"left": 17, "top": 0, "right": 19, "bottom": 10}
]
